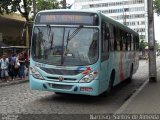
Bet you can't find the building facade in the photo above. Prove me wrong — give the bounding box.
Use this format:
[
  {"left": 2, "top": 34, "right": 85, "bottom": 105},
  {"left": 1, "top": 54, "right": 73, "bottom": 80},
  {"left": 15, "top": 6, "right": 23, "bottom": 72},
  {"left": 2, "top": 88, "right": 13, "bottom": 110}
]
[
  {"left": 74, "top": 0, "right": 148, "bottom": 41},
  {"left": 0, "top": 13, "right": 26, "bottom": 46}
]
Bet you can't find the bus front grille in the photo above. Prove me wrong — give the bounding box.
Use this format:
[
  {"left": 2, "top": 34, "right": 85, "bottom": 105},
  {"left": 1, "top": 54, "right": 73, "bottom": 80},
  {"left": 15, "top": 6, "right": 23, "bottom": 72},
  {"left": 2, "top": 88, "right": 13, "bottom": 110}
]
[
  {"left": 40, "top": 67, "right": 83, "bottom": 75},
  {"left": 48, "top": 83, "right": 73, "bottom": 90},
  {"left": 46, "top": 77, "right": 76, "bottom": 81}
]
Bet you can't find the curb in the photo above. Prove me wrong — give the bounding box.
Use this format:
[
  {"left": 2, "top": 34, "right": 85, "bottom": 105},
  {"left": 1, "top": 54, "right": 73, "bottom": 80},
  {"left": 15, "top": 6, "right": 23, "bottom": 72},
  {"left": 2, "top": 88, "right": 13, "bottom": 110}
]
[
  {"left": 0, "top": 79, "right": 28, "bottom": 87},
  {"left": 115, "top": 67, "right": 160, "bottom": 114}
]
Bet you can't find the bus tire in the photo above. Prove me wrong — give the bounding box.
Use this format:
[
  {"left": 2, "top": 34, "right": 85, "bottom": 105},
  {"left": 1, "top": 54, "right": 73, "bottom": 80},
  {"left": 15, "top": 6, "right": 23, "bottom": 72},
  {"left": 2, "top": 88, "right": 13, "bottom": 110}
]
[
  {"left": 54, "top": 92, "right": 64, "bottom": 95},
  {"left": 100, "top": 70, "right": 115, "bottom": 97},
  {"left": 107, "top": 70, "right": 115, "bottom": 93},
  {"left": 128, "top": 65, "right": 133, "bottom": 82}
]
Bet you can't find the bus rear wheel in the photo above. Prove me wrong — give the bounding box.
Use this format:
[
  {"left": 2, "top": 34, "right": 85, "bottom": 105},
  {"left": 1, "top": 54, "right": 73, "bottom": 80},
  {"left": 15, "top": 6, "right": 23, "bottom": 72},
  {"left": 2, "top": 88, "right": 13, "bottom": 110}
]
[
  {"left": 54, "top": 92, "right": 65, "bottom": 95},
  {"left": 127, "top": 65, "right": 133, "bottom": 82}
]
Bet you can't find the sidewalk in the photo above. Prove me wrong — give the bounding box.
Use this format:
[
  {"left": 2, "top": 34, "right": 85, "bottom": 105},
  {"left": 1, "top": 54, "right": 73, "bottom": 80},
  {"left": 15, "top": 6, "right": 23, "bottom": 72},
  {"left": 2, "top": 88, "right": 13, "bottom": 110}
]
[
  {"left": 0, "top": 77, "right": 28, "bottom": 87},
  {"left": 115, "top": 68, "right": 160, "bottom": 114}
]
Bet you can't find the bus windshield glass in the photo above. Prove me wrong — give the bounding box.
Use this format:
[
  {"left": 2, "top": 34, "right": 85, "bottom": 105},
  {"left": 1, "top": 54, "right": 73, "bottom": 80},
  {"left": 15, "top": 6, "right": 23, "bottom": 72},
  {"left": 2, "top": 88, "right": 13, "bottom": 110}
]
[{"left": 31, "top": 26, "right": 99, "bottom": 66}]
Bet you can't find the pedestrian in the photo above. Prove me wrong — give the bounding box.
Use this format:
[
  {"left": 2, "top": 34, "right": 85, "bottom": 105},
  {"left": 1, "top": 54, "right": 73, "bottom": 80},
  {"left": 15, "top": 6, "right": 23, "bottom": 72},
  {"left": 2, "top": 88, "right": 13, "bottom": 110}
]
[
  {"left": 18, "top": 52, "right": 25, "bottom": 80},
  {"left": 24, "top": 50, "right": 29, "bottom": 68},
  {"left": 9, "top": 54, "right": 16, "bottom": 80},
  {"left": 0, "top": 54, "right": 9, "bottom": 82},
  {"left": 14, "top": 54, "right": 20, "bottom": 79},
  {"left": 145, "top": 54, "right": 148, "bottom": 63}
]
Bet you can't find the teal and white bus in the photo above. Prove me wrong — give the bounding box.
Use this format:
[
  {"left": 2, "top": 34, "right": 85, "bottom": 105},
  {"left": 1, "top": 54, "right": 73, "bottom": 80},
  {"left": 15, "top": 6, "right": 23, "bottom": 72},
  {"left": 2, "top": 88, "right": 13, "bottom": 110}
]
[{"left": 29, "top": 10, "right": 139, "bottom": 96}]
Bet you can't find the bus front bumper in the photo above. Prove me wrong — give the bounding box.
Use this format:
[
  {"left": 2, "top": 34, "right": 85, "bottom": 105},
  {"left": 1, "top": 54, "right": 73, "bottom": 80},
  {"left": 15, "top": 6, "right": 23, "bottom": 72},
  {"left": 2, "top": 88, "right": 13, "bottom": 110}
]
[{"left": 29, "top": 76, "right": 100, "bottom": 96}]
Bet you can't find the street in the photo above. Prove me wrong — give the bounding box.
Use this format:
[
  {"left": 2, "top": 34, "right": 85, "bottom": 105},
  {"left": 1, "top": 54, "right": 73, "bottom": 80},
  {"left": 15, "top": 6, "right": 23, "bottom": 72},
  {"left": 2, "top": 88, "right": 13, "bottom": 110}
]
[{"left": 0, "top": 57, "right": 160, "bottom": 116}]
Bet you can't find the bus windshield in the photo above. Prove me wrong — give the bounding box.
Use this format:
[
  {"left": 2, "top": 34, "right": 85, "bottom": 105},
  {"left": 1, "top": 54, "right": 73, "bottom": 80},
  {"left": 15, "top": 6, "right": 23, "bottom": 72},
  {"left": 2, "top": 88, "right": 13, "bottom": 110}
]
[{"left": 31, "top": 26, "right": 99, "bottom": 66}]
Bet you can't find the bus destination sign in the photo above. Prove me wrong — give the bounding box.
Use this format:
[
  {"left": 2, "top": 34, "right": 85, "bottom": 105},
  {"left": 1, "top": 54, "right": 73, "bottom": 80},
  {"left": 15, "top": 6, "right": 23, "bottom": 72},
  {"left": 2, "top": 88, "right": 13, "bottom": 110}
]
[{"left": 35, "top": 12, "right": 99, "bottom": 26}]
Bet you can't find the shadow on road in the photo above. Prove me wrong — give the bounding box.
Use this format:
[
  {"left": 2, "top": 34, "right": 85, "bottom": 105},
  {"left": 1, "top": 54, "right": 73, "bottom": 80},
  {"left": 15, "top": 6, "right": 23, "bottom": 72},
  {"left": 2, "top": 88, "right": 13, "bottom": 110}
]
[{"left": 38, "top": 79, "right": 133, "bottom": 104}]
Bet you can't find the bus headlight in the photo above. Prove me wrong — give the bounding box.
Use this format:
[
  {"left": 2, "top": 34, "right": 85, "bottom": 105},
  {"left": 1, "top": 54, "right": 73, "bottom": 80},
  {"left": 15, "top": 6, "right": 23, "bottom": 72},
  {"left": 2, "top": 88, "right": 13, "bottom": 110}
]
[
  {"left": 79, "top": 71, "right": 98, "bottom": 83},
  {"left": 30, "top": 67, "right": 44, "bottom": 80}
]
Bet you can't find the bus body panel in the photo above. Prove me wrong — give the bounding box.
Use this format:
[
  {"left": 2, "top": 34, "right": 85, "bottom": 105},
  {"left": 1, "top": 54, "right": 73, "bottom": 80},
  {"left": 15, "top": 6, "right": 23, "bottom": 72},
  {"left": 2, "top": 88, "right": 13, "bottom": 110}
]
[{"left": 98, "top": 51, "right": 139, "bottom": 93}]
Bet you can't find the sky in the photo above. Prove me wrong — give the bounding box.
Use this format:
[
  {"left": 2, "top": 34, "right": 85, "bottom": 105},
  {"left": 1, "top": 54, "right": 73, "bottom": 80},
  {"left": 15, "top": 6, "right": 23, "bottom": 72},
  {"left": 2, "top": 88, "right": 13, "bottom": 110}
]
[
  {"left": 66, "top": 0, "right": 74, "bottom": 4},
  {"left": 66, "top": 0, "right": 160, "bottom": 43}
]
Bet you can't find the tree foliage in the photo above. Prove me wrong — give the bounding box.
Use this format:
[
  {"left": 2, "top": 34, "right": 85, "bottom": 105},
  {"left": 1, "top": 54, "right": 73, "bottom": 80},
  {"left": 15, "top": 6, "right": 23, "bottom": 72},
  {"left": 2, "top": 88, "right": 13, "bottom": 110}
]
[
  {"left": 155, "top": 40, "right": 160, "bottom": 50},
  {"left": 0, "top": 0, "right": 32, "bottom": 21},
  {"left": 139, "top": 39, "right": 148, "bottom": 51},
  {"left": 154, "top": 0, "right": 160, "bottom": 16},
  {"left": 36, "top": 0, "right": 60, "bottom": 12},
  {"left": 0, "top": 0, "right": 60, "bottom": 21}
]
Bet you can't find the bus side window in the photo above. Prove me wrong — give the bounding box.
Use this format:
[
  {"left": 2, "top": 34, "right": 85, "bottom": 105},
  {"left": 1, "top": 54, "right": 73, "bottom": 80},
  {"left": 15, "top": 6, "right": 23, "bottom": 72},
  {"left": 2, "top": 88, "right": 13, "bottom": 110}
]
[
  {"left": 127, "top": 33, "right": 131, "bottom": 51},
  {"left": 133, "top": 36, "right": 136, "bottom": 50},
  {"left": 122, "top": 30, "right": 126, "bottom": 51},
  {"left": 119, "top": 29, "right": 123, "bottom": 51},
  {"left": 131, "top": 34, "right": 134, "bottom": 51},
  {"left": 116, "top": 28, "right": 121, "bottom": 51},
  {"left": 109, "top": 24, "right": 115, "bottom": 51},
  {"left": 101, "top": 22, "right": 109, "bottom": 61},
  {"left": 136, "top": 36, "right": 139, "bottom": 50},
  {"left": 113, "top": 26, "right": 117, "bottom": 51}
]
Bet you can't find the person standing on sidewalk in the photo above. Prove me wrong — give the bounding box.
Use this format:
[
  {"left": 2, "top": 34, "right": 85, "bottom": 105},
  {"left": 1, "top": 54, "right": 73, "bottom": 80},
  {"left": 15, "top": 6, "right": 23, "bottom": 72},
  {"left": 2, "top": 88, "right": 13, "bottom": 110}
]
[
  {"left": 14, "top": 54, "right": 20, "bottom": 79},
  {"left": 0, "top": 54, "right": 9, "bottom": 82},
  {"left": 9, "top": 54, "right": 16, "bottom": 80},
  {"left": 18, "top": 52, "right": 25, "bottom": 80}
]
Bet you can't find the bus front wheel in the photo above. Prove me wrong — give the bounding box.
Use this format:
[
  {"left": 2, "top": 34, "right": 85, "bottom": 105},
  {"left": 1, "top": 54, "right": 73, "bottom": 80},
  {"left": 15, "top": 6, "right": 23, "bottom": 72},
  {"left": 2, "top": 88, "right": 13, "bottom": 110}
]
[
  {"left": 107, "top": 70, "right": 115, "bottom": 93},
  {"left": 100, "top": 70, "right": 115, "bottom": 97}
]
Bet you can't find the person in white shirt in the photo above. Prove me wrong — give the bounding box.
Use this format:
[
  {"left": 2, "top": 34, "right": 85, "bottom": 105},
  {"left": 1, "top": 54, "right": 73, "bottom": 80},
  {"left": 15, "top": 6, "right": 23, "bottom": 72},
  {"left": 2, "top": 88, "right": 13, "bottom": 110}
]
[{"left": 0, "top": 54, "right": 9, "bottom": 82}]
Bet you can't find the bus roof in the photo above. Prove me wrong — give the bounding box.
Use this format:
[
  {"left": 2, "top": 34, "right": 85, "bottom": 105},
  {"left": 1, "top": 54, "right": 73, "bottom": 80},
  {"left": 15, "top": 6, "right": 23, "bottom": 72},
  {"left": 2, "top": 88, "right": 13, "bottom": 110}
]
[
  {"left": 36, "top": 9, "right": 100, "bottom": 14},
  {"left": 36, "top": 9, "right": 139, "bottom": 36}
]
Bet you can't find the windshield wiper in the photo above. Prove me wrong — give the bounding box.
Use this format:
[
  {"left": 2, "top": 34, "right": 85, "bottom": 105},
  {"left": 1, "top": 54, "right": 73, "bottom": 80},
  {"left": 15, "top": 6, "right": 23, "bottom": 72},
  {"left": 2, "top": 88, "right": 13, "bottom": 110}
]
[
  {"left": 66, "top": 30, "right": 70, "bottom": 50},
  {"left": 61, "top": 25, "right": 83, "bottom": 65},
  {"left": 61, "top": 27, "right": 65, "bottom": 65},
  {"left": 50, "top": 32, "right": 54, "bottom": 49},
  {"left": 46, "top": 24, "right": 54, "bottom": 50},
  {"left": 67, "top": 25, "right": 83, "bottom": 41},
  {"left": 66, "top": 25, "right": 83, "bottom": 49}
]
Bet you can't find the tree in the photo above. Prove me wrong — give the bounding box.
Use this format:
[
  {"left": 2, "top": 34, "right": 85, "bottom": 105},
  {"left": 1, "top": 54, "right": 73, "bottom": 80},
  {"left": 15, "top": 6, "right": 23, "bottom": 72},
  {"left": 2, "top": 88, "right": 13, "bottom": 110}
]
[
  {"left": 139, "top": 39, "right": 148, "bottom": 57},
  {"left": 0, "top": 0, "right": 32, "bottom": 21},
  {"left": 0, "top": 0, "right": 60, "bottom": 47},
  {"left": 154, "top": 0, "right": 160, "bottom": 16},
  {"left": 0, "top": 0, "right": 60, "bottom": 22},
  {"left": 139, "top": 39, "right": 148, "bottom": 51},
  {"left": 155, "top": 40, "right": 160, "bottom": 50},
  {"left": 36, "top": 0, "right": 59, "bottom": 12}
]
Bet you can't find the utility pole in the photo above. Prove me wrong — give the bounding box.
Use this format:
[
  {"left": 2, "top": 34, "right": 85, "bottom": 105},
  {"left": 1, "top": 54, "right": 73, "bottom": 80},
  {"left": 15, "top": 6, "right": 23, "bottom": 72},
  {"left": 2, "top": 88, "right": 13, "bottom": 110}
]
[
  {"left": 147, "top": 0, "right": 157, "bottom": 82},
  {"left": 123, "top": 8, "right": 129, "bottom": 25},
  {"left": 63, "top": 0, "right": 66, "bottom": 9},
  {"left": 26, "top": 24, "right": 29, "bottom": 48}
]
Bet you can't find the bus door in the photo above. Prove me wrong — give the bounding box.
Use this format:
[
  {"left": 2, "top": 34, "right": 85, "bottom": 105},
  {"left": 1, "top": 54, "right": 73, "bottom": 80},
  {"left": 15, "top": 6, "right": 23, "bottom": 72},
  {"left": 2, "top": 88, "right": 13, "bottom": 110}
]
[{"left": 99, "top": 22, "right": 110, "bottom": 92}]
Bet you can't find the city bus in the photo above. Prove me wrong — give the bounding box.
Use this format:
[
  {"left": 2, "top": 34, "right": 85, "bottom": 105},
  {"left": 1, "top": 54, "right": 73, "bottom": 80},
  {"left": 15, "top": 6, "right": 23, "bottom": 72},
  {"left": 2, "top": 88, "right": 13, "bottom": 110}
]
[{"left": 29, "top": 10, "right": 139, "bottom": 96}]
